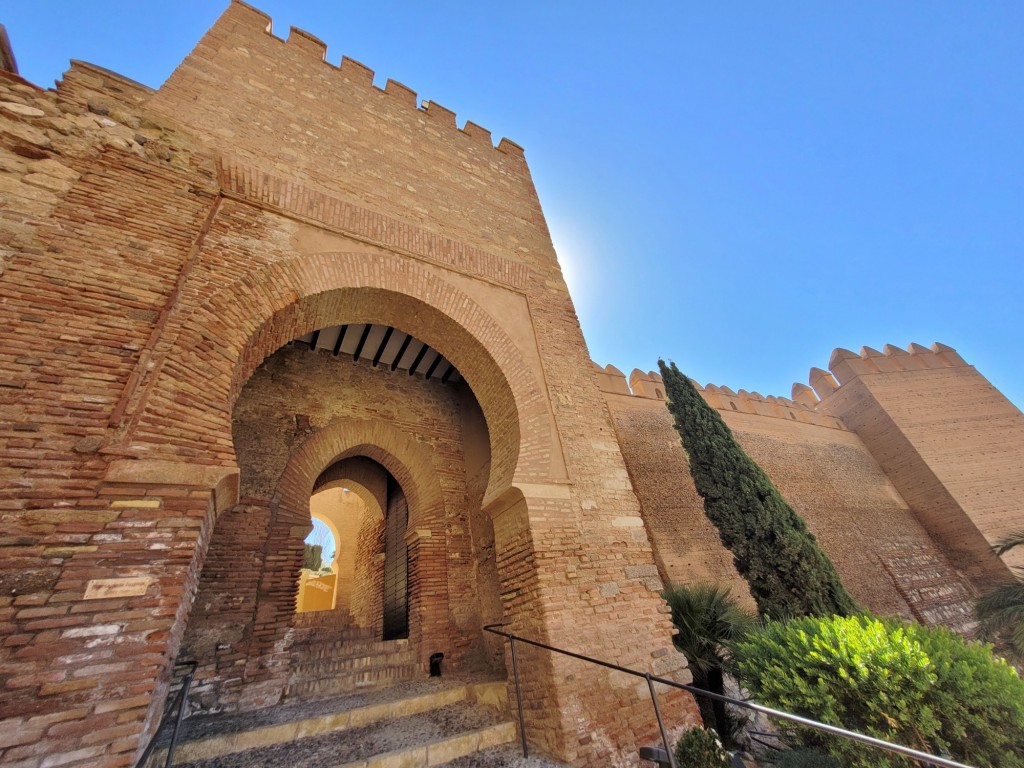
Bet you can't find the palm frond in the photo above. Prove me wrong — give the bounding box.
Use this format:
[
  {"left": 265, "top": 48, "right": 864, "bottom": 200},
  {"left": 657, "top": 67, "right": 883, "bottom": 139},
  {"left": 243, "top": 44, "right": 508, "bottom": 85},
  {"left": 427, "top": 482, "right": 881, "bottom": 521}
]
[
  {"left": 993, "top": 530, "right": 1024, "bottom": 557},
  {"left": 976, "top": 584, "right": 1024, "bottom": 616},
  {"left": 976, "top": 582, "right": 1024, "bottom": 659},
  {"left": 663, "top": 583, "right": 758, "bottom": 673}
]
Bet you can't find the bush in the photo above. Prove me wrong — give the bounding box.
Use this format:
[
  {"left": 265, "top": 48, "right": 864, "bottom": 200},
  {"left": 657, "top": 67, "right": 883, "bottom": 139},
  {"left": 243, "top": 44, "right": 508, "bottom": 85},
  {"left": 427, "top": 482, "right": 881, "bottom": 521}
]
[
  {"left": 658, "top": 360, "right": 857, "bottom": 619},
  {"left": 775, "top": 748, "right": 840, "bottom": 768},
  {"left": 732, "top": 614, "right": 1024, "bottom": 767},
  {"left": 663, "top": 583, "right": 757, "bottom": 744},
  {"left": 674, "top": 727, "right": 731, "bottom": 768}
]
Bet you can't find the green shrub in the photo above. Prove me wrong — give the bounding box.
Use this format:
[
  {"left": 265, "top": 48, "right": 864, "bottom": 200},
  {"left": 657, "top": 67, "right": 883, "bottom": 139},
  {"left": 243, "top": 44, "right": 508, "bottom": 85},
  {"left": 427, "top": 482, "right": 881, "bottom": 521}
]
[
  {"left": 674, "top": 727, "right": 731, "bottom": 768},
  {"left": 302, "top": 543, "right": 323, "bottom": 571},
  {"left": 658, "top": 360, "right": 857, "bottom": 619},
  {"left": 663, "top": 583, "right": 757, "bottom": 744},
  {"left": 732, "top": 614, "right": 1024, "bottom": 767},
  {"left": 775, "top": 748, "right": 840, "bottom": 768}
]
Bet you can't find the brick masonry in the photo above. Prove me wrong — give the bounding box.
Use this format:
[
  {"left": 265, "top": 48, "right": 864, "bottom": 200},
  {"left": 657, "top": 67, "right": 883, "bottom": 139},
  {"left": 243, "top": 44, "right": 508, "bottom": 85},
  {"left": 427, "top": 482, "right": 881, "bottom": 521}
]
[
  {"left": 1, "top": 3, "right": 1020, "bottom": 767},
  {"left": 0, "top": 3, "right": 694, "bottom": 766},
  {"left": 816, "top": 345, "right": 1024, "bottom": 585},
  {"left": 598, "top": 355, "right": 1019, "bottom": 638}
]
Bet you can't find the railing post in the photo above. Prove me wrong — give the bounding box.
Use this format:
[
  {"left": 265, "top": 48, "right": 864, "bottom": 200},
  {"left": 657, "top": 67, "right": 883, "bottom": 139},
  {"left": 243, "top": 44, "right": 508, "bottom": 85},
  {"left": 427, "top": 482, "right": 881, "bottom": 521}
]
[
  {"left": 134, "top": 661, "right": 198, "bottom": 768},
  {"left": 163, "top": 664, "right": 197, "bottom": 768},
  {"left": 509, "top": 636, "right": 528, "bottom": 758},
  {"left": 645, "top": 672, "right": 677, "bottom": 768}
]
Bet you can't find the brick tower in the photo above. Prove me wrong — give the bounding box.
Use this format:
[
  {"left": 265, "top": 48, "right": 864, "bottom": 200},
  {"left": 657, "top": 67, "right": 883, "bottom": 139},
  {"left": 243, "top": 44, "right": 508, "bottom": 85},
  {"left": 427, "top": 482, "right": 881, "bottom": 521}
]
[{"left": 0, "top": 3, "right": 696, "bottom": 765}]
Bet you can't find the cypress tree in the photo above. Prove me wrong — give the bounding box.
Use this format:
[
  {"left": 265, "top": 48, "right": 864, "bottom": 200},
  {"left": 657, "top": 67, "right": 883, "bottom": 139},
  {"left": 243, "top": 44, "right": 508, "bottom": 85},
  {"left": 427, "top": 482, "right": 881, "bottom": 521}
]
[
  {"left": 303, "top": 543, "right": 323, "bottom": 571},
  {"left": 658, "top": 360, "right": 858, "bottom": 618}
]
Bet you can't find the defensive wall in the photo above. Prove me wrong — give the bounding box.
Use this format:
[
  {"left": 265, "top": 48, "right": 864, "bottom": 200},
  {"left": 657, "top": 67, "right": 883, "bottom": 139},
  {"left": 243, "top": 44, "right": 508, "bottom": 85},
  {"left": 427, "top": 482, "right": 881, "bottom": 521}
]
[
  {"left": 805, "top": 343, "right": 1024, "bottom": 584},
  {"left": 595, "top": 341, "right": 1023, "bottom": 635},
  {"left": 0, "top": 3, "right": 696, "bottom": 766},
  {"left": 1, "top": 3, "right": 1021, "bottom": 767}
]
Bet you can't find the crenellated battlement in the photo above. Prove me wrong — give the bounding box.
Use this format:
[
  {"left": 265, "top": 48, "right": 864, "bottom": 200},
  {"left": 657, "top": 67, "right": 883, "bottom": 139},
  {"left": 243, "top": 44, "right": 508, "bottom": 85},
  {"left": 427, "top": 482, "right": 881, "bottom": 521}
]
[
  {"left": 221, "top": 0, "right": 524, "bottom": 159},
  {"left": 596, "top": 343, "right": 973, "bottom": 417},
  {"left": 628, "top": 369, "right": 664, "bottom": 400},
  {"left": 591, "top": 361, "right": 846, "bottom": 429},
  {"left": 594, "top": 344, "right": 972, "bottom": 429},
  {"left": 591, "top": 363, "right": 666, "bottom": 400},
  {"left": 699, "top": 383, "right": 846, "bottom": 429},
  {"left": 796, "top": 342, "right": 971, "bottom": 402},
  {"left": 590, "top": 362, "right": 632, "bottom": 395}
]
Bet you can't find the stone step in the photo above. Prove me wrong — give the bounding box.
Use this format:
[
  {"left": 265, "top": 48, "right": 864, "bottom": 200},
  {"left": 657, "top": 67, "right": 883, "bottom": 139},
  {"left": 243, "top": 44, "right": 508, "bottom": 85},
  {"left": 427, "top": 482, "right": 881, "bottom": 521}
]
[
  {"left": 292, "top": 629, "right": 381, "bottom": 646},
  {"left": 294, "top": 608, "right": 354, "bottom": 624},
  {"left": 291, "top": 646, "right": 417, "bottom": 672},
  {"left": 154, "top": 680, "right": 510, "bottom": 767},
  {"left": 437, "top": 743, "right": 570, "bottom": 767},
  {"left": 176, "top": 716, "right": 516, "bottom": 768},
  {"left": 286, "top": 636, "right": 420, "bottom": 700},
  {"left": 293, "top": 616, "right": 373, "bottom": 630},
  {"left": 297, "top": 626, "right": 379, "bottom": 640},
  {"left": 293, "top": 637, "right": 410, "bottom": 660},
  {"left": 287, "top": 662, "right": 421, "bottom": 700},
  {"left": 290, "top": 645, "right": 416, "bottom": 678}
]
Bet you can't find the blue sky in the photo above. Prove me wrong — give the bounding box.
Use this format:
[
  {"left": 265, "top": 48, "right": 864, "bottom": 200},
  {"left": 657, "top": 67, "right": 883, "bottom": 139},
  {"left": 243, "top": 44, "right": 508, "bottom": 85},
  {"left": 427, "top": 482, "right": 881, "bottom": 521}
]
[{"left": 6, "top": 2, "right": 1022, "bottom": 408}]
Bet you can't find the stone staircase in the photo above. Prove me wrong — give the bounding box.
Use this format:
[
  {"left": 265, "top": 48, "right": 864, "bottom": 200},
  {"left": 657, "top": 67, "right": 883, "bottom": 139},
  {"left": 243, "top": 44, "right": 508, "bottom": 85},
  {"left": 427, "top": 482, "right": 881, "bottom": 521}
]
[
  {"left": 286, "top": 611, "right": 420, "bottom": 700},
  {"left": 148, "top": 678, "right": 548, "bottom": 768},
  {"left": 146, "top": 613, "right": 572, "bottom": 766}
]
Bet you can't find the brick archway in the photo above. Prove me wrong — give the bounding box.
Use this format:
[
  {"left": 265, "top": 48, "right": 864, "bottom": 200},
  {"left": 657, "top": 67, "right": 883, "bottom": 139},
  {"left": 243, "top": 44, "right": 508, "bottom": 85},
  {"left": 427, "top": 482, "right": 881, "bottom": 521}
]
[
  {"left": 120, "top": 251, "right": 553, "bottom": 728},
  {"left": 314, "top": 483, "right": 382, "bottom": 518},
  {"left": 128, "top": 251, "right": 553, "bottom": 506},
  {"left": 300, "top": 422, "right": 446, "bottom": 641},
  {"left": 273, "top": 416, "right": 445, "bottom": 534},
  {"left": 309, "top": 479, "right": 382, "bottom": 627},
  {"left": 253, "top": 418, "right": 453, "bottom": 671},
  {"left": 315, "top": 458, "right": 387, "bottom": 521}
]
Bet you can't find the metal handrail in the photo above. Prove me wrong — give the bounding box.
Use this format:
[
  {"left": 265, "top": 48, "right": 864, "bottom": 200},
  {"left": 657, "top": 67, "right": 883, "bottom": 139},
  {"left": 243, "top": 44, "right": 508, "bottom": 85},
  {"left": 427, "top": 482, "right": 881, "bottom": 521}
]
[
  {"left": 134, "top": 660, "right": 198, "bottom": 768},
  {"left": 483, "top": 623, "right": 976, "bottom": 768}
]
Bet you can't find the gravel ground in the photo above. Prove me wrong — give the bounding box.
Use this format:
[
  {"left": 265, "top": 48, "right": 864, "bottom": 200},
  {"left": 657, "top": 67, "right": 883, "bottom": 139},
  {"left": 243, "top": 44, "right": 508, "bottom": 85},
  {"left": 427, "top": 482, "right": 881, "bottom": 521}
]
[
  {"left": 438, "top": 743, "right": 570, "bottom": 767},
  {"left": 175, "top": 701, "right": 504, "bottom": 768}
]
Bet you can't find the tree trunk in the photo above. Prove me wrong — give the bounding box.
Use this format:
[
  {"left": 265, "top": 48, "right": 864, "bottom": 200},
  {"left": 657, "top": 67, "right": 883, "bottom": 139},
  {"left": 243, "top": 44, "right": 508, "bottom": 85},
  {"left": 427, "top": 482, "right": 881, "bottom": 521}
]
[
  {"left": 691, "top": 669, "right": 718, "bottom": 734},
  {"left": 707, "top": 666, "right": 729, "bottom": 742}
]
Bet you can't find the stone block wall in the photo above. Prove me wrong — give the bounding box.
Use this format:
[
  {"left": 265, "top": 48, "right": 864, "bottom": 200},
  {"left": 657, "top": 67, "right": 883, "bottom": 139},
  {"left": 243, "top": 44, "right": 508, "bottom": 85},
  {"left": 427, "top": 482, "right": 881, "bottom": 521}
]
[
  {"left": 350, "top": 504, "right": 386, "bottom": 630},
  {"left": 600, "top": 368, "right": 752, "bottom": 605},
  {"left": 0, "top": 60, "right": 232, "bottom": 767}
]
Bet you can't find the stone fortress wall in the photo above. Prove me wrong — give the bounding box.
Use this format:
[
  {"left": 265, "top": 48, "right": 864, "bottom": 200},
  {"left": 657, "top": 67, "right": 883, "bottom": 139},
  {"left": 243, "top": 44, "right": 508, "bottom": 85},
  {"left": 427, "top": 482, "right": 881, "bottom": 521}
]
[
  {"left": 0, "top": 3, "right": 695, "bottom": 765},
  {"left": 0, "top": 3, "right": 1021, "bottom": 766},
  {"left": 596, "top": 341, "right": 1022, "bottom": 636}
]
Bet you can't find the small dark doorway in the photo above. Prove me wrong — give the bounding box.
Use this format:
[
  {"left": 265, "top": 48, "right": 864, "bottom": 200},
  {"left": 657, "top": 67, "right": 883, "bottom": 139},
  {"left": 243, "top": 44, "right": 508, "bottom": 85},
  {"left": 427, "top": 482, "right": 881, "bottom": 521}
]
[{"left": 383, "top": 476, "right": 409, "bottom": 640}]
